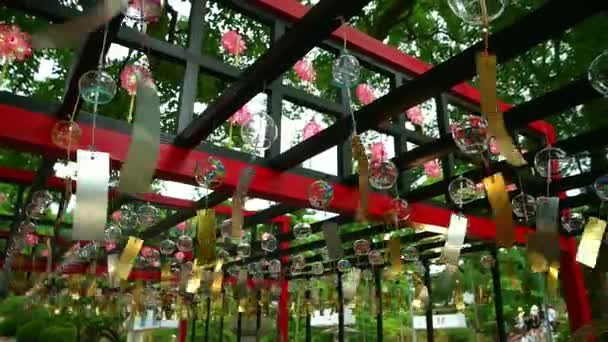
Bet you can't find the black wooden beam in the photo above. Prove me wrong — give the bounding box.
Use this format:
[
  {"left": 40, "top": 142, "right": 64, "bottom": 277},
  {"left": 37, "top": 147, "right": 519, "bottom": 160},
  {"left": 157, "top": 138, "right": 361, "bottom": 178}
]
[{"left": 174, "top": 0, "right": 371, "bottom": 147}]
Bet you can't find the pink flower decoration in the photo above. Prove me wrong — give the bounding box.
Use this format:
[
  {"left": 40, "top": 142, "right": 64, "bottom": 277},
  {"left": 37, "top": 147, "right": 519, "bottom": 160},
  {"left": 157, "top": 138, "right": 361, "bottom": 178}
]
[
  {"left": 111, "top": 210, "right": 122, "bottom": 222},
  {"left": 105, "top": 242, "right": 117, "bottom": 252},
  {"left": 120, "top": 64, "right": 155, "bottom": 96},
  {"left": 0, "top": 25, "right": 32, "bottom": 62},
  {"left": 294, "top": 59, "right": 316, "bottom": 83},
  {"left": 176, "top": 222, "right": 187, "bottom": 232},
  {"left": 221, "top": 31, "right": 246, "bottom": 56},
  {"left": 25, "top": 233, "right": 38, "bottom": 247},
  {"left": 141, "top": 246, "right": 153, "bottom": 258},
  {"left": 424, "top": 159, "right": 442, "bottom": 179},
  {"left": 175, "top": 251, "right": 185, "bottom": 262},
  {"left": 406, "top": 106, "right": 424, "bottom": 126},
  {"left": 302, "top": 119, "right": 322, "bottom": 140},
  {"left": 370, "top": 142, "right": 387, "bottom": 161},
  {"left": 489, "top": 137, "right": 499, "bottom": 155},
  {"left": 356, "top": 84, "right": 376, "bottom": 105},
  {"left": 228, "top": 105, "right": 252, "bottom": 125}
]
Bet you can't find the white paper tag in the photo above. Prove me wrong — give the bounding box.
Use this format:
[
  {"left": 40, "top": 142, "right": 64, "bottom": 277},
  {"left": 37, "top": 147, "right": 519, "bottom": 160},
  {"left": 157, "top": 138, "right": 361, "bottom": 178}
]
[{"left": 73, "top": 150, "right": 109, "bottom": 241}]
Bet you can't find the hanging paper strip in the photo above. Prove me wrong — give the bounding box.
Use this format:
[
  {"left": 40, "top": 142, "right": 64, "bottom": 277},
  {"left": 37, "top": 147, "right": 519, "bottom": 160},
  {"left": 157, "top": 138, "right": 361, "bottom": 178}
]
[
  {"left": 197, "top": 210, "right": 216, "bottom": 264},
  {"left": 440, "top": 213, "right": 468, "bottom": 266},
  {"left": 231, "top": 167, "right": 255, "bottom": 239},
  {"left": 187, "top": 260, "right": 203, "bottom": 294},
  {"left": 454, "top": 279, "right": 465, "bottom": 311},
  {"left": 161, "top": 263, "right": 171, "bottom": 290},
  {"left": 32, "top": 0, "right": 123, "bottom": 49},
  {"left": 547, "top": 265, "right": 559, "bottom": 298},
  {"left": 73, "top": 150, "right": 109, "bottom": 241},
  {"left": 116, "top": 237, "right": 143, "bottom": 280},
  {"left": 119, "top": 81, "right": 161, "bottom": 195},
  {"left": 352, "top": 135, "right": 368, "bottom": 222},
  {"left": 388, "top": 237, "right": 402, "bottom": 275},
  {"left": 483, "top": 173, "right": 515, "bottom": 247},
  {"left": 576, "top": 217, "right": 607, "bottom": 268},
  {"left": 106, "top": 254, "right": 119, "bottom": 288},
  {"left": 211, "top": 259, "right": 224, "bottom": 294},
  {"left": 476, "top": 53, "right": 527, "bottom": 166},
  {"left": 322, "top": 221, "right": 343, "bottom": 260},
  {"left": 527, "top": 197, "right": 560, "bottom": 272}
]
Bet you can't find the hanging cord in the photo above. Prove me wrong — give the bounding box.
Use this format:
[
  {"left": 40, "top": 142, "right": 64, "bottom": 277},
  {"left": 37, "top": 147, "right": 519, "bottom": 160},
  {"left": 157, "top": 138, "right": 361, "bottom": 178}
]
[
  {"left": 517, "top": 174, "right": 530, "bottom": 223},
  {"left": 336, "top": 16, "right": 358, "bottom": 136},
  {"left": 90, "top": 22, "right": 110, "bottom": 152},
  {"left": 479, "top": 0, "right": 490, "bottom": 54}
]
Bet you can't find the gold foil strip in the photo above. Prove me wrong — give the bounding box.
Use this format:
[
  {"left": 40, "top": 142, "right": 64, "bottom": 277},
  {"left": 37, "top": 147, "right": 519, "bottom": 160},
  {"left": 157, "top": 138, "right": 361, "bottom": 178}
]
[
  {"left": 231, "top": 196, "right": 244, "bottom": 239},
  {"left": 45, "top": 238, "right": 52, "bottom": 274},
  {"left": 440, "top": 213, "right": 468, "bottom": 266},
  {"left": 322, "top": 221, "right": 343, "bottom": 260},
  {"left": 547, "top": 264, "right": 559, "bottom": 298},
  {"left": 476, "top": 53, "right": 526, "bottom": 166},
  {"left": 483, "top": 173, "right": 515, "bottom": 247},
  {"left": 161, "top": 263, "right": 171, "bottom": 289},
  {"left": 576, "top": 217, "right": 607, "bottom": 268},
  {"left": 352, "top": 135, "right": 368, "bottom": 222},
  {"left": 187, "top": 260, "right": 203, "bottom": 294},
  {"left": 211, "top": 259, "right": 224, "bottom": 294},
  {"left": 73, "top": 150, "right": 109, "bottom": 241},
  {"left": 388, "top": 237, "right": 402, "bottom": 275},
  {"left": 119, "top": 81, "right": 161, "bottom": 195},
  {"left": 454, "top": 279, "right": 465, "bottom": 311},
  {"left": 197, "top": 210, "right": 216, "bottom": 264},
  {"left": 117, "top": 237, "right": 143, "bottom": 280},
  {"left": 528, "top": 197, "right": 560, "bottom": 272}
]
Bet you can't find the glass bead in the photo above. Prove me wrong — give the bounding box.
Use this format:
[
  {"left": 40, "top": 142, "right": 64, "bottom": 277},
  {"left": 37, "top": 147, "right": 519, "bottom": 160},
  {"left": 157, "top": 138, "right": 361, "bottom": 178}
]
[
  {"left": 240, "top": 113, "right": 278, "bottom": 153},
  {"left": 533, "top": 147, "right": 570, "bottom": 178},
  {"left": 368, "top": 159, "right": 398, "bottom": 190},
  {"left": 122, "top": 0, "right": 165, "bottom": 22},
  {"left": 236, "top": 240, "right": 251, "bottom": 258},
  {"left": 589, "top": 51, "right": 608, "bottom": 97},
  {"left": 145, "top": 249, "right": 161, "bottom": 267},
  {"left": 32, "top": 190, "right": 53, "bottom": 207},
  {"left": 310, "top": 261, "right": 324, "bottom": 275},
  {"left": 332, "top": 53, "right": 360, "bottom": 88},
  {"left": 387, "top": 198, "right": 411, "bottom": 222},
  {"left": 25, "top": 203, "right": 44, "bottom": 219},
  {"left": 368, "top": 250, "right": 383, "bottom": 265},
  {"left": 105, "top": 225, "right": 122, "bottom": 242},
  {"left": 78, "top": 70, "right": 117, "bottom": 105},
  {"left": 447, "top": 0, "right": 506, "bottom": 26},
  {"left": 448, "top": 176, "right": 479, "bottom": 206},
  {"left": 562, "top": 211, "right": 586, "bottom": 233},
  {"left": 117, "top": 204, "right": 138, "bottom": 230},
  {"left": 17, "top": 221, "right": 35, "bottom": 234},
  {"left": 308, "top": 180, "right": 334, "bottom": 209},
  {"left": 594, "top": 175, "right": 608, "bottom": 201},
  {"left": 336, "top": 259, "right": 352, "bottom": 273},
  {"left": 194, "top": 157, "right": 226, "bottom": 189},
  {"left": 401, "top": 246, "right": 419, "bottom": 262},
  {"left": 291, "top": 254, "right": 306, "bottom": 269},
  {"left": 353, "top": 239, "right": 370, "bottom": 256},
  {"left": 137, "top": 204, "right": 159, "bottom": 227},
  {"left": 480, "top": 254, "right": 495, "bottom": 269},
  {"left": 511, "top": 193, "right": 536, "bottom": 219},
  {"left": 260, "top": 232, "right": 278, "bottom": 252},
  {"left": 160, "top": 239, "right": 176, "bottom": 255},
  {"left": 51, "top": 120, "right": 82, "bottom": 150},
  {"left": 293, "top": 223, "right": 312, "bottom": 240},
  {"left": 451, "top": 116, "right": 489, "bottom": 154},
  {"left": 268, "top": 259, "right": 282, "bottom": 274},
  {"left": 177, "top": 235, "right": 193, "bottom": 252}
]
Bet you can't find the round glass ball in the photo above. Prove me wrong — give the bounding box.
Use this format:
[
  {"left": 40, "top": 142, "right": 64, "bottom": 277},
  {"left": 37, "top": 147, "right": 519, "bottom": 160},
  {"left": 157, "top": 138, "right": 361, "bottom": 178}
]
[
  {"left": 447, "top": 0, "right": 507, "bottom": 26},
  {"left": 451, "top": 116, "right": 489, "bottom": 154},
  {"left": 594, "top": 175, "right": 608, "bottom": 201},
  {"left": 236, "top": 240, "right": 251, "bottom": 258},
  {"left": 293, "top": 223, "right": 312, "bottom": 240},
  {"left": 260, "top": 232, "right": 278, "bottom": 252},
  {"left": 387, "top": 198, "right": 411, "bottom": 222},
  {"left": 194, "top": 157, "right": 226, "bottom": 189},
  {"left": 177, "top": 235, "right": 193, "bottom": 252},
  {"left": 309, "top": 261, "right": 324, "bottom": 276},
  {"left": 137, "top": 204, "right": 159, "bottom": 227},
  {"left": 105, "top": 225, "right": 122, "bottom": 242},
  {"left": 17, "top": 220, "right": 36, "bottom": 234},
  {"left": 240, "top": 113, "right": 278, "bottom": 152},
  {"left": 117, "top": 204, "right": 138, "bottom": 230},
  {"left": 368, "top": 250, "right": 383, "bottom": 265},
  {"left": 562, "top": 211, "right": 586, "bottom": 233},
  {"left": 589, "top": 51, "right": 608, "bottom": 97},
  {"left": 145, "top": 249, "right": 161, "bottom": 267},
  {"left": 291, "top": 254, "right": 306, "bottom": 269},
  {"left": 332, "top": 54, "right": 360, "bottom": 88},
  {"left": 79, "top": 70, "right": 117, "bottom": 105},
  {"left": 480, "top": 254, "right": 495, "bottom": 269},
  {"left": 448, "top": 177, "right": 479, "bottom": 206},
  {"left": 533, "top": 147, "right": 570, "bottom": 178},
  {"left": 25, "top": 203, "right": 44, "bottom": 219},
  {"left": 32, "top": 190, "right": 53, "bottom": 207},
  {"left": 159, "top": 239, "right": 176, "bottom": 255},
  {"left": 353, "top": 239, "right": 371, "bottom": 256},
  {"left": 369, "top": 159, "right": 398, "bottom": 190},
  {"left": 268, "top": 259, "right": 282, "bottom": 274},
  {"left": 122, "top": 0, "right": 165, "bottom": 22},
  {"left": 319, "top": 247, "right": 329, "bottom": 261},
  {"left": 308, "top": 180, "right": 334, "bottom": 209},
  {"left": 402, "top": 246, "right": 419, "bottom": 262},
  {"left": 51, "top": 120, "right": 82, "bottom": 150},
  {"left": 511, "top": 193, "right": 536, "bottom": 219},
  {"left": 336, "top": 259, "right": 352, "bottom": 273}
]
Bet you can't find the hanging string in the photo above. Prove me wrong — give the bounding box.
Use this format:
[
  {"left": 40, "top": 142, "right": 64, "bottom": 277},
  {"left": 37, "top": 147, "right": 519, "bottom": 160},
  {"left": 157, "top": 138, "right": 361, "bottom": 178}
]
[
  {"left": 479, "top": 0, "right": 490, "bottom": 54},
  {"left": 90, "top": 22, "right": 110, "bottom": 152}
]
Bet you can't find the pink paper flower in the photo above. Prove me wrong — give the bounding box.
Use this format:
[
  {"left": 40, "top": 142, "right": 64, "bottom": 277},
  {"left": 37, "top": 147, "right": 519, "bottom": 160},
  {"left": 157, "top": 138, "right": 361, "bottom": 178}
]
[
  {"left": 355, "top": 83, "right": 376, "bottom": 105},
  {"left": 370, "top": 142, "right": 387, "bottom": 161},
  {"left": 302, "top": 119, "right": 322, "bottom": 140},
  {"left": 221, "top": 31, "right": 246, "bottom": 56},
  {"left": 25, "top": 233, "right": 38, "bottom": 247},
  {"left": 294, "top": 59, "right": 316, "bottom": 83},
  {"left": 228, "top": 105, "right": 252, "bottom": 125},
  {"left": 120, "top": 64, "right": 155, "bottom": 96},
  {"left": 176, "top": 222, "right": 187, "bottom": 232},
  {"left": 141, "top": 246, "right": 153, "bottom": 258},
  {"left": 175, "top": 251, "right": 185, "bottom": 262},
  {"left": 111, "top": 210, "right": 122, "bottom": 222},
  {"left": 406, "top": 106, "right": 424, "bottom": 126},
  {"left": 0, "top": 25, "right": 32, "bottom": 62},
  {"left": 489, "top": 137, "right": 499, "bottom": 155},
  {"left": 424, "top": 159, "right": 442, "bottom": 179}
]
